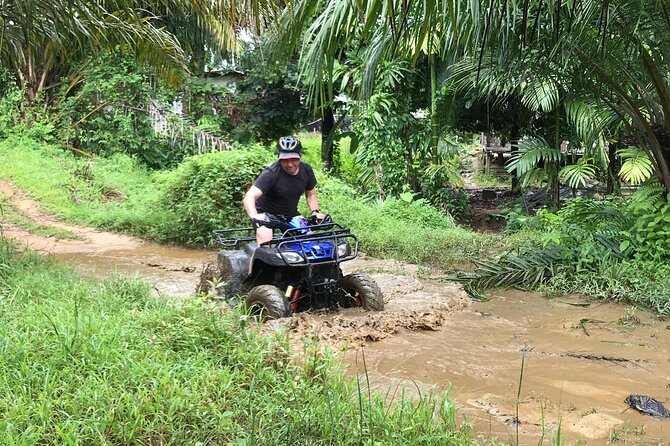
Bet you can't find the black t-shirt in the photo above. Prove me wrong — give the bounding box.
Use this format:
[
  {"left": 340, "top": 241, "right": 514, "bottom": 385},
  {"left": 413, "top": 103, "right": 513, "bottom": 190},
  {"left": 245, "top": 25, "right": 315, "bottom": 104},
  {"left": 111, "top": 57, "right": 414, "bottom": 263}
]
[{"left": 254, "top": 161, "right": 317, "bottom": 218}]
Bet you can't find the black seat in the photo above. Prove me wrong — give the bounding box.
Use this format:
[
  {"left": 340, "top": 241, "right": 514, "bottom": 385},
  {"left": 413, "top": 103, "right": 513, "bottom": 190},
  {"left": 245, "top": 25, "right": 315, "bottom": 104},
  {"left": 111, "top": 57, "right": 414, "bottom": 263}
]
[{"left": 244, "top": 243, "right": 258, "bottom": 256}]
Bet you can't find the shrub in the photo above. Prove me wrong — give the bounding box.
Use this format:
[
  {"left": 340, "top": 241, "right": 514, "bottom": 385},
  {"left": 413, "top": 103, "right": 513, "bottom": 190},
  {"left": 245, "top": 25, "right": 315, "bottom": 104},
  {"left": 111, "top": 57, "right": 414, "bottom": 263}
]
[
  {"left": 57, "top": 53, "right": 173, "bottom": 168},
  {"left": 380, "top": 196, "right": 455, "bottom": 229},
  {"left": 157, "top": 147, "right": 273, "bottom": 244}
]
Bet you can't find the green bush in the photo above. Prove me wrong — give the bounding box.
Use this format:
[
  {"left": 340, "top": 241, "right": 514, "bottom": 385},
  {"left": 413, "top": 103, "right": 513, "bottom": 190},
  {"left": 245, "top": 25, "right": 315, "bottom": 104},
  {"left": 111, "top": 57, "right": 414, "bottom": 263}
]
[
  {"left": 156, "top": 147, "right": 273, "bottom": 244},
  {"left": 317, "top": 176, "right": 517, "bottom": 268}
]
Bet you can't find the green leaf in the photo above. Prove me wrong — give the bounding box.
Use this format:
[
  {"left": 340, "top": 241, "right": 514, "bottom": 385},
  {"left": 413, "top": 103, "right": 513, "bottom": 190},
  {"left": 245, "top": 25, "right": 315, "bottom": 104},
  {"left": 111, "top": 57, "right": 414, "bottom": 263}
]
[{"left": 618, "top": 148, "right": 654, "bottom": 185}]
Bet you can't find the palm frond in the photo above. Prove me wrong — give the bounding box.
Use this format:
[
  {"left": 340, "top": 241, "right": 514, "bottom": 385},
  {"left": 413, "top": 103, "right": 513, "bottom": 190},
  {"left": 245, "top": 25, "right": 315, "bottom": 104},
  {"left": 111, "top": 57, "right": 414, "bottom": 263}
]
[
  {"left": 557, "top": 198, "right": 631, "bottom": 231},
  {"left": 617, "top": 147, "right": 654, "bottom": 185},
  {"left": 559, "top": 158, "right": 597, "bottom": 189},
  {"left": 520, "top": 78, "right": 560, "bottom": 112},
  {"left": 468, "top": 245, "right": 568, "bottom": 292},
  {"left": 506, "top": 137, "right": 563, "bottom": 177}
]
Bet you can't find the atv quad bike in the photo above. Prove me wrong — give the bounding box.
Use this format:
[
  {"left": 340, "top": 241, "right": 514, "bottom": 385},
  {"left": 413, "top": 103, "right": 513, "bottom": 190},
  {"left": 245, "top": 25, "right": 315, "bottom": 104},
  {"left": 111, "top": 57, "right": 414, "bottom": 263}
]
[{"left": 212, "top": 215, "right": 384, "bottom": 320}]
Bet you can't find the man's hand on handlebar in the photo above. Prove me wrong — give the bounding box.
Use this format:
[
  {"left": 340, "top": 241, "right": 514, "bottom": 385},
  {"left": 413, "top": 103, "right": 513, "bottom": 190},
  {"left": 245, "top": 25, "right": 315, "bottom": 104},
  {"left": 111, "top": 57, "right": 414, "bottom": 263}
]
[
  {"left": 251, "top": 213, "right": 268, "bottom": 229},
  {"left": 308, "top": 213, "right": 331, "bottom": 226}
]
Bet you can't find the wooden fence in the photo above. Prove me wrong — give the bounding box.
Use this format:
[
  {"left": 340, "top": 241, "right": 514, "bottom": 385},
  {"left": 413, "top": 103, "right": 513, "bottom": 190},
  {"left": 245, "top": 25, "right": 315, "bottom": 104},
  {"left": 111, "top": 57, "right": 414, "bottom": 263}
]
[{"left": 147, "top": 99, "right": 234, "bottom": 154}]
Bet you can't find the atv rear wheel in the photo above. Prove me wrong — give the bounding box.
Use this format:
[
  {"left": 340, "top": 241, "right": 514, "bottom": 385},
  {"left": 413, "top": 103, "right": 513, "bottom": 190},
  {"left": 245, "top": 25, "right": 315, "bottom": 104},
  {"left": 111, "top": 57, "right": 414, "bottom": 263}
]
[
  {"left": 245, "top": 285, "right": 291, "bottom": 320},
  {"left": 340, "top": 273, "right": 384, "bottom": 311}
]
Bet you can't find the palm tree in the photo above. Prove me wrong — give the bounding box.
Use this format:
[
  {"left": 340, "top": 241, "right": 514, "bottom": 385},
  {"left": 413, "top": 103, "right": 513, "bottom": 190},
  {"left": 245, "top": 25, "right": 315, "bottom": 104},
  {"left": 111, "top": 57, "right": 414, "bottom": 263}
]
[
  {"left": 273, "top": 0, "right": 478, "bottom": 169},
  {"left": 478, "top": 0, "right": 670, "bottom": 194},
  {"left": 0, "top": 0, "right": 276, "bottom": 108},
  {"left": 1, "top": 1, "right": 182, "bottom": 106}
]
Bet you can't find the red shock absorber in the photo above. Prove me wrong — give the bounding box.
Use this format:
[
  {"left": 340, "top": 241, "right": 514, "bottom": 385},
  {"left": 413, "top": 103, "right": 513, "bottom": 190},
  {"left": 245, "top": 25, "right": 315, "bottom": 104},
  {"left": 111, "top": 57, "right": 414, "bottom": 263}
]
[{"left": 290, "top": 289, "right": 302, "bottom": 312}]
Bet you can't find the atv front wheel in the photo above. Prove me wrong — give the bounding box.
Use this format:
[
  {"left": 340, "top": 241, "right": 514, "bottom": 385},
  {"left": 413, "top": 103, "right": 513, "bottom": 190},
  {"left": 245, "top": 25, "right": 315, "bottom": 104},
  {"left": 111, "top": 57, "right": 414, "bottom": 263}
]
[
  {"left": 340, "top": 273, "right": 384, "bottom": 311},
  {"left": 245, "top": 285, "right": 291, "bottom": 320}
]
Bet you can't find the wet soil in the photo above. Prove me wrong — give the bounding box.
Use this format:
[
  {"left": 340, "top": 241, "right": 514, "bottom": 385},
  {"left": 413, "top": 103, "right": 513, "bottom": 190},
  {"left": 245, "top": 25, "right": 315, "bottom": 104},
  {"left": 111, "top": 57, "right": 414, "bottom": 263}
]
[{"left": 2, "top": 179, "right": 669, "bottom": 445}]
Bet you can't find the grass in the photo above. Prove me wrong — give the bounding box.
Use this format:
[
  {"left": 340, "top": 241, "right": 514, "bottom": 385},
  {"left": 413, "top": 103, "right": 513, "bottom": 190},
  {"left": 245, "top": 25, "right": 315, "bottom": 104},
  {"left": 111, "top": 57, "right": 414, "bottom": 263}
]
[
  {"left": 0, "top": 138, "right": 162, "bottom": 236},
  {"left": 0, "top": 239, "right": 478, "bottom": 445},
  {"left": 471, "top": 172, "right": 511, "bottom": 188},
  {"left": 541, "top": 260, "right": 670, "bottom": 317}
]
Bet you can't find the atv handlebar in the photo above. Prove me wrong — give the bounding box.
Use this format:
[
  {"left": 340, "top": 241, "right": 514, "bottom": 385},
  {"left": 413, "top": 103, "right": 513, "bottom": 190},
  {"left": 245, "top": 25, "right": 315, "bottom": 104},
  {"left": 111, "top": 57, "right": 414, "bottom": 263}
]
[
  {"left": 213, "top": 214, "right": 338, "bottom": 249},
  {"left": 252, "top": 214, "right": 333, "bottom": 231}
]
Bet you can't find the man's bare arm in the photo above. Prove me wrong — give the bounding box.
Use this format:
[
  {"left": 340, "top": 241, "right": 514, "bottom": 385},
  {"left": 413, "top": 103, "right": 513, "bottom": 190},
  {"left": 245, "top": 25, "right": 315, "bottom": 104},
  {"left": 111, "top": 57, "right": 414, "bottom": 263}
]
[{"left": 243, "top": 185, "right": 264, "bottom": 219}]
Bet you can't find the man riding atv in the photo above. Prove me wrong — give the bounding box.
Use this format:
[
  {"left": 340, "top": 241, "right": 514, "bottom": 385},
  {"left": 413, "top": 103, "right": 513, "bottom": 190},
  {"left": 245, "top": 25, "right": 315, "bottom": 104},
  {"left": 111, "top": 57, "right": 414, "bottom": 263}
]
[
  {"left": 243, "top": 135, "right": 324, "bottom": 244},
  {"left": 212, "top": 136, "right": 384, "bottom": 320}
]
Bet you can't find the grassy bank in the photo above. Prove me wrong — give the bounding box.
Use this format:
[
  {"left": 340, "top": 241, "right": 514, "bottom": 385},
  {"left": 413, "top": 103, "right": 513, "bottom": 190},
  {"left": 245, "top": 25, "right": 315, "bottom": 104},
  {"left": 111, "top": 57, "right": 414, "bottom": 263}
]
[
  {"left": 0, "top": 239, "right": 476, "bottom": 444},
  {"left": 0, "top": 137, "right": 531, "bottom": 269}
]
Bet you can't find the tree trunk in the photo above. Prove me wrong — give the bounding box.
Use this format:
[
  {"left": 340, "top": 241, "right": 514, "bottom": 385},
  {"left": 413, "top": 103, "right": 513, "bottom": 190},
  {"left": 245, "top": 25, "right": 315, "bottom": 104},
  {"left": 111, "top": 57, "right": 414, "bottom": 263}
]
[
  {"left": 321, "top": 106, "right": 335, "bottom": 173},
  {"left": 403, "top": 126, "right": 419, "bottom": 192},
  {"left": 550, "top": 105, "right": 561, "bottom": 210},
  {"left": 550, "top": 164, "right": 560, "bottom": 210},
  {"left": 606, "top": 141, "right": 620, "bottom": 194},
  {"left": 510, "top": 107, "right": 520, "bottom": 194},
  {"left": 429, "top": 53, "right": 439, "bottom": 164}
]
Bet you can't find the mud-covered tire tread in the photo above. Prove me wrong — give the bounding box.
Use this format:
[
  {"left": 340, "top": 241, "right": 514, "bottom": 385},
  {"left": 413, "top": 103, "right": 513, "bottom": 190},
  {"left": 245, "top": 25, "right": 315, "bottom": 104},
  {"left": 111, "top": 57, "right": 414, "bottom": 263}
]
[
  {"left": 245, "top": 285, "right": 291, "bottom": 320},
  {"left": 341, "top": 273, "right": 384, "bottom": 311}
]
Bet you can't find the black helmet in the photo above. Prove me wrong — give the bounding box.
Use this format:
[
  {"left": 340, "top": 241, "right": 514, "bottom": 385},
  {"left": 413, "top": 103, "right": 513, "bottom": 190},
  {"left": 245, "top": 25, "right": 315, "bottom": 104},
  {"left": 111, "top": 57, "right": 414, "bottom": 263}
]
[{"left": 278, "top": 136, "right": 302, "bottom": 159}]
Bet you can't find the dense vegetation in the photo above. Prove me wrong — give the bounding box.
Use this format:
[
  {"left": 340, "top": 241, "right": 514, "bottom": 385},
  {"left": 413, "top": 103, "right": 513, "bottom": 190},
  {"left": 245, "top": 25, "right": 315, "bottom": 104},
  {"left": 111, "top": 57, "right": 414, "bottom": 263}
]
[{"left": 0, "top": 136, "right": 532, "bottom": 268}]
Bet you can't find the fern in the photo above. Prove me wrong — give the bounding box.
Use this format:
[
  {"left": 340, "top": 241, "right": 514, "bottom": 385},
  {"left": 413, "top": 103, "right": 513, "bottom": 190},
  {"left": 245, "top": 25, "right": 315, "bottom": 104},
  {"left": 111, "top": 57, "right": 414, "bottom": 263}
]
[{"left": 628, "top": 182, "right": 664, "bottom": 213}]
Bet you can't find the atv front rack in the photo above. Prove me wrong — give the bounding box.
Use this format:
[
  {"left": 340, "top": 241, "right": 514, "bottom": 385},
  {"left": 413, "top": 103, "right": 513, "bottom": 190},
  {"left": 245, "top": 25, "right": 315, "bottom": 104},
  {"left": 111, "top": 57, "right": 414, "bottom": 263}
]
[
  {"left": 212, "top": 221, "right": 359, "bottom": 265},
  {"left": 275, "top": 229, "right": 358, "bottom": 265},
  {"left": 213, "top": 220, "right": 343, "bottom": 249}
]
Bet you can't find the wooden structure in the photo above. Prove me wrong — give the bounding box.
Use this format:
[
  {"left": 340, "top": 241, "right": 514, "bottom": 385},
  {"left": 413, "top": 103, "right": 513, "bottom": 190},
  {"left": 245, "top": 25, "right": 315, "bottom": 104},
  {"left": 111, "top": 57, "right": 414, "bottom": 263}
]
[{"left": 480, "top": 133, "right": 511, "bottom": 176}]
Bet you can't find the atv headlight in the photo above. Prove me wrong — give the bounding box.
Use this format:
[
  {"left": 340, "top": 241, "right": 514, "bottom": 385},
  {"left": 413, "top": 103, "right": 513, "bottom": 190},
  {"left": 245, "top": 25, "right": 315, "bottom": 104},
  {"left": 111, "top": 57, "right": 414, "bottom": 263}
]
[
  {"left": 279, "top": 251, "right": 304, "bottom": 264},
  {"left": 337, "top": 241, "right": 350, "bottom": 257}
]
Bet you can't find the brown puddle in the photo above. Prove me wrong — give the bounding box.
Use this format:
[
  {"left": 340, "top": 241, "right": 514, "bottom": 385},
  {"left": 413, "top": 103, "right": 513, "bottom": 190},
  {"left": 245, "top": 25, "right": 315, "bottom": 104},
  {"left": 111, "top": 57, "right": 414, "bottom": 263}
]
[
  {"left": 2, "top": 179, "right": 670, "bottom": 445},
  {"left": 55, "top": 246, "right": 213, "bottom": 296},
  {"left": 344, "top": 290, "right": 670, "bottom": 445}
]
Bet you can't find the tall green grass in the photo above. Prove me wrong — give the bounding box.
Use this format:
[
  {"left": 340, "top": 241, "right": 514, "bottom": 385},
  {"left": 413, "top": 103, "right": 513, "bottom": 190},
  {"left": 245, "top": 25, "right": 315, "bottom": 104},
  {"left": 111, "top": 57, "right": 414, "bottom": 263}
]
[
  {"left": 0, "top": 240, "right": 477, "bottom": 444},
  {"left": 0, "top": 137, "right": 163, "bottom": 237}
]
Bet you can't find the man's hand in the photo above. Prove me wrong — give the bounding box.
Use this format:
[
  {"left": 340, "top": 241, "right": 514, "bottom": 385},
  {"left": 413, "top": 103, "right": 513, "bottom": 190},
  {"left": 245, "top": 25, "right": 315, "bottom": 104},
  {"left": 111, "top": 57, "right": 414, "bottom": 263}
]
[
  {"left": 309, "top": 211, "right": 325, "bottom": 223},
  {"left": 251, "top": 213, "right": 268, "bottom": 230}
]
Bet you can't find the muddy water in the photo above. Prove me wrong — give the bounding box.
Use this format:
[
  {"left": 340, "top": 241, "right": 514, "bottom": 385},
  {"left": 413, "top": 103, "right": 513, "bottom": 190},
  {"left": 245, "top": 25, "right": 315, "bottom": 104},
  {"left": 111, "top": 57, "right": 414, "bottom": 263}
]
[
  {"left": 2, "top": 179, "right": 669, "bottom": 445},
  {"left": 55, "top": 245, "right": 213, "bottom": 296},
  {"left": 345, "top": 290, "right": 670, "bottom": 445}
]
